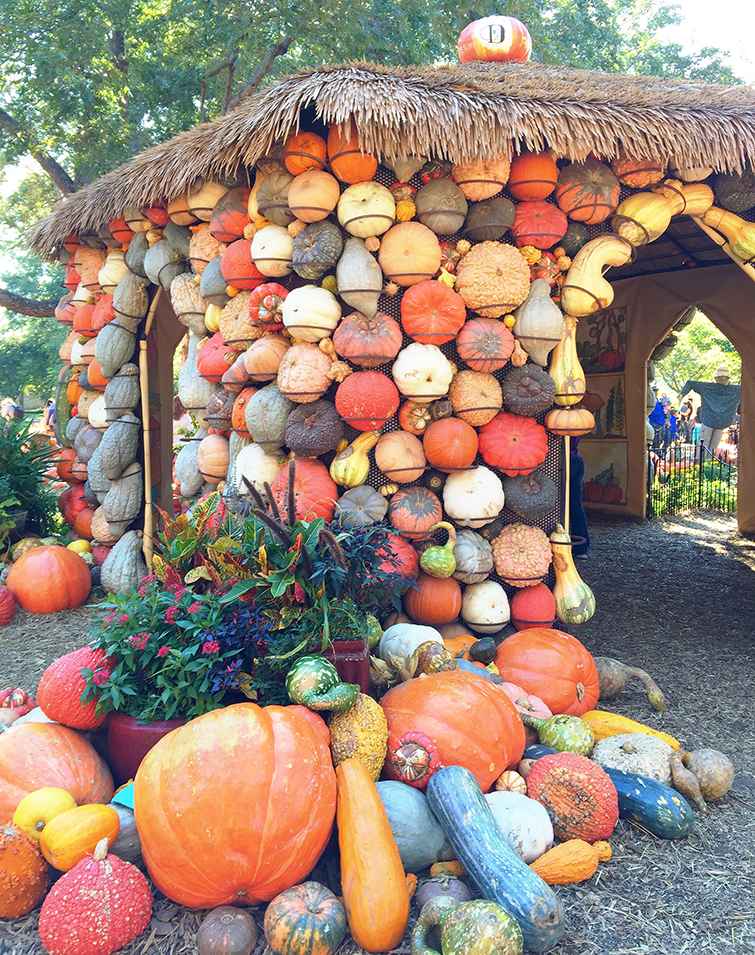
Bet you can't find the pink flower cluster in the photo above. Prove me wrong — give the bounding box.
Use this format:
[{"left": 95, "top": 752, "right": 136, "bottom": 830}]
[
  {"left": 202, "top": 640, "right": 220, "bottom": 655},
  {"left": 157, "top": 646, "right": 171, "bottom": 658},
  {"left": 164, "top": 606, "right": 179, "bottom": 623},
  {"left": 92, "top": 669, "right": 110, "bottom": 687},
  {"left": 188, "top": 601, "right": 202, "bottom": 613},
  {"left": 130, "top": 632, "right": 149, "bottom": 650}
]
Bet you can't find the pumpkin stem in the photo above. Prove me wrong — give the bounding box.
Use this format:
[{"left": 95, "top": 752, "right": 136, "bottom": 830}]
[
  {"left": 576, "top": 681, "right": 585, "bottom": 701},
  {"left": 93, "top": 838, "right": 110, "bottom": 862}
]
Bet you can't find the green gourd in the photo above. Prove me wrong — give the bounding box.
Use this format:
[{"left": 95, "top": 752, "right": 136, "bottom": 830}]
[
  {"left": 285, "top": 656, "right": 360, "bottom": 712},
  {"left": 420, "top": 522, "right": 457, "bottom": 579},
  {"left": 411, "top": 896, "right": 523, "bottom": 955},
  {"left": 520, "top": 713, "right": 595, "bottom": 755},
  {"left": 550, "top": 525, "right": 596, "bottom": 625}
]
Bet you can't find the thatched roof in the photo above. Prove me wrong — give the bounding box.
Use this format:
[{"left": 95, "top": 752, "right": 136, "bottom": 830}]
[{"left": 28, "top": 60, "right": 755, "bottom": 257}]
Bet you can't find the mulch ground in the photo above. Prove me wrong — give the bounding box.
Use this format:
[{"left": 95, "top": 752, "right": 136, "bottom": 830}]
[{"left": 1, "top": 511, "right": 754, "bottom": 955}]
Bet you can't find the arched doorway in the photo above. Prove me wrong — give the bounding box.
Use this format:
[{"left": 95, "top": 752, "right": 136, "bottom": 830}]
[{"left": 587, "top": 262, "right": 755, "bottom": 533}]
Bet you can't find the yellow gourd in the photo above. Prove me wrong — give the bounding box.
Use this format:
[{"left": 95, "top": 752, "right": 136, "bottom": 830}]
[
  {"left": 560, "top": 235, "right": 634, "bottom": 317},
  {"left": 651, "top": 179, "right": 714, "bottom": 217},
  {"left": 550, "top": 525, "right": 596, "bottom": 625},
  {"left": 581, "top": 710, "right": 681, "bottom": 749},
  {"left": 612, "top": 192, "right": 673, "bottom": 245},
  {"left": 329, "top": 693, "right": 389, "bottom": 781},
  {"left": 330, "top": 430, "right": 381, "bottom": 487},
  {"left": 701, "top": 207, "right": 755, "bottom": 262},
  {"left": 549, "top": 314, "right": 586, "bottom": 407},
  {"left": 204, "top": 303, "right": 222, "bottom": 333}
]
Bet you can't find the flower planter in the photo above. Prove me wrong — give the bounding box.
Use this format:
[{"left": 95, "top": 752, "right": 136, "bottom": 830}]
[
  {"left": 107, "top": 711, "right": 186, "bottom": 786},
  {"left": 322, "top": 640, "right": 370, "bottom": 692}
]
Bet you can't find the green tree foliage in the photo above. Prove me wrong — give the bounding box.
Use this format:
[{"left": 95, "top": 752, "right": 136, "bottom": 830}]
[
  {"left": 656, "top": 309, "right": 741, "bottom": 393},
  {"left": 0, "top": 0, "right": 741, "bottom": 399}
]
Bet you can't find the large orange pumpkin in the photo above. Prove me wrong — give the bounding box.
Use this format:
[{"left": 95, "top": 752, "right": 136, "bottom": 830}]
[
  {"left": 380, "top": 670, "right": 525, "bottom": 790},
  {"left": 403, "top": 572, "right": 462, "bottom": 624},
  {"left": 271, "top": 458, "right": 338, "bottom": 522},
  {"left": 284, "top": 131, "right": 328, "bottom": 176},
  {"left": 422, "top": 418, "right": 479, "bottom": 473},
  {"left": 494, "top": 628, "right": 600, "bottom": 716},
  {"left": 0, "top": 722, "right": 114, "bottom": 820},
  {"left": 6, "top": 546, "right": 91, "bottom": 613},
  {"left": 133, "top": 703, "right": 337, "bottom": 908},
  {"left": 400, "top": 280, "right": 467, "bottom": 345},
  {"left": 508, "top": 151, "right": 559, "bottom": 201}
]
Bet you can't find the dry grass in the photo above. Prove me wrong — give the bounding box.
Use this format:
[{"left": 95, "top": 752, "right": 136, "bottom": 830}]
[{"left": 1, "top": 512, "right": 754, "bottom": 954}]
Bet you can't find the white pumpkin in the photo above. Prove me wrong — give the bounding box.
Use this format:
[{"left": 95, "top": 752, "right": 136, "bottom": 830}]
[
  {"left": 378, "top": 623, "right": 442, "bottom": 667},
  {"left": 188, "top": 180, "right": 228, "bottom": 221},
  {"left": 484, "top": 791, "right": 554, "bottom": 863},
  {"left": 392, "top": 343, "right": 454, "bottom": 404},
  {"left": 97, "top": 249, "right": 129, "bottom": 294},
  {"left": 70, "top": 337, "right": 89, "bottom": 370},
  {"left": 87, "top": 395, "right": 110, "bottom": 431},
  {"left": 443, "top": 466, "right": 504, "bottom": 528},
  {"left": 453, "top": 529, "right": 494, "bottom": 583},
  {"left": 122, "top": 208, "right": 152, "bottom": 233},
  {"left": 229, "top": 442, "right": 285, "bottom": 496},
  {"left": 251, "top": 224, "right": 294, "bottom": 277},
  {"left": 462, "top": 580, "right": 510, "bottom": 633},
  {"left": 71, "top": 282, "right": 95, "bottom": 308},
  {"left": 282, "top": 286, "right": 341, "bottom": 342},
  {"left": 337, "top": 182, "right": 396, "bottom": 238}
]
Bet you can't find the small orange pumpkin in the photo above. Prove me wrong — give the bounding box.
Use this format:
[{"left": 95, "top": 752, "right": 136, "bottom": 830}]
[
  {"left": 404, "top": 573, "right": 462, "bottom": 625},
  {"left": 284, "top": 131, "right": 328, "bottom": 176},
  {"left": 39, "top": 803, "right": 120, "bottom": 871},
  {"left": 327, "top": 121, "right": 378, "bottom": 184},
  {"left": 231, "top": 386, "right": 258, "bottom": 437},
  {"left": 378, "top": 223, "right": 442, "bottom": 286},
  {"left": 422, "top": 418, "right": 479, "bottom": 473},
  {"left": 508, "top": 151, "right": 559, "bottom": 201},
  {"left": 388, "top": 487, "right": 443, "bottom": 539},
  {"left": 495, "top": 770, "right": 528, "bottom": 794},
  {"left": 0, "top": 824, "right": 50, "bottom": 917},
  {"left": 264, "top": 881, "right": 347, "bottom": 955}
]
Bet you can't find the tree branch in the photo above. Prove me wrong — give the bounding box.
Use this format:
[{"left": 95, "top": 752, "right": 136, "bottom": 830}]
[
  {"left": 225, "top": 36, "right": 292, "bottom": 113},
  {"left": 0, "top": 287, "right": 58, "bottom": 318},
  {"left": 0, "top": 107, "right": 77, "bottom": 195}
]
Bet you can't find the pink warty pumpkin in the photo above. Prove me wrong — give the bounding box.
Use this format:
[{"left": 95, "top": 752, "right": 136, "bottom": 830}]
[{"left": 37, "top": 647, "right": 113, "bottom": 730}]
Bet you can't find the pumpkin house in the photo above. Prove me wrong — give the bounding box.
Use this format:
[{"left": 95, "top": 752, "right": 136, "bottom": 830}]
[{"left": 27, "top": 60, "right": 755, "bottom": 596}]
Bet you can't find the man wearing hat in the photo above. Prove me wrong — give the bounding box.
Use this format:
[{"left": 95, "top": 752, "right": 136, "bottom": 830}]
[
  {"left": 647, "top": 386, "right": 665, "bottom": 450},
  {"left": 679, "top": 365, "right": 741, "bottom": 458}
]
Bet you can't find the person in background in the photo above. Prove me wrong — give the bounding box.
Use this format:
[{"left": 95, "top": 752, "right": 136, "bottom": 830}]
[
  {"left": 678, "top": 397, "right": 694, "bottom": 443},
  {"left": 0, "top": 398, "right": 22, "bottom": 422},
  {"left": 663, "top": 407, "right": 680, "bottom": 453},
  {"left": 680, "top": 365, "right": 741, "bottom": 459},
  {"left": 43, "top": 398, "right": 56, "bottom": 436},
  {"left": 648, "top": 387, "right": 665, "bottom": 451},
  {"left": 570, "top": 437, "right": 589, "bottom": 559}
]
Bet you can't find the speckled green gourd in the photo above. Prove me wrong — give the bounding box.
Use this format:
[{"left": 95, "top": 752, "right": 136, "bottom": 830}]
[
  {"left": 521, "top": 713, "right": 595, "bottom": 755},
  {"left": 420, "top": 522, "right": 457, "bottom": 579},
  {"left": 285, "top": 655, "right": 360, "bottom": 712},
  {"left": 411, "top": 895, "right": 523, "bottom": 955}
]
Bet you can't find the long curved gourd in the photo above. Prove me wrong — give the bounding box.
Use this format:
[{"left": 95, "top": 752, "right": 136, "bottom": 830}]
[
  {"left": 336, "top": 758, "right": 410, "bottom": 952},
  {"left": 426, "top": 765, "right": 565, "bottom": 953},
  {"left": 560, "top": 235, "right": 634, "bottom": 317},
  {"left": 548, "top": 314, "right": 585, "bottom": 407}
]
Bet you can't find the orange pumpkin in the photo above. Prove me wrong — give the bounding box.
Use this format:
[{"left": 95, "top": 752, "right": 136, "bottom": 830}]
[
  {"left": 197, "top": 433, "right": 230, "bottom": 485},
  {"left": 456, "top": 318, "right": 515, "bottom": 373},
  {"left": 508, "top": 151, "right": 559, "bottom": 201},
  {"left": 197, "top": 332, "right": 235, "bottom": 383},
  {"left": 284, "top": 131, "right": 328, "bottom": 176},
  {"left": 556, "top": 160, "right": 621, "bottom": 225},
  {"left": 0, "top": 824, "right": 50, "bottom": 918},
  {"left": 400, "top": 280, "right": 467, "bottom": 345},
  {"left": 134, "top": 703, "right": 337, "bottom": 908},
  {"left": 452, "top": 155, "right": 511, "bottom": 201},
  {"left": 72, "top": 302, "right": 98, "bottom": 338},
  {"left": 73, "top": 506, "right": 95, "bottom": 540},
  {"left": 447, "top": 370, "right": 503, "bottom": 427},
  {"left": 422, "top": 418, "right": 479, "bottom": 473},
  {"left": 388, "top": 487, "right": 443, "bottom": 539},
  {"left": 441, "top": 632, "right": 477, "bottom": 659},
  {"left": 220, "top": 239, "right": 265, "bottom": 291},
  {"left": 336, "top": 758, "right": 409, "bottom": 952},
  {"left": 86, "top": 358, "right": 109, "bottom": 391},
  {"left": 271, "top": 458, "right": 338, "bottom": 522},
  {"left": 404, "top": 572, "right": 462, "bottom": 625},
  {"left": 478, "top": 412, "right": 549, "bottom": 477},
  {"left": 6, "top": 546, "right": 91, "bottom": 614},
  {"left": 381, "top": 670, "right": 526, "bottom": 790},
  {"left": 40, "top": 803, "right": 120, "bottom": 871},
  {"left": 67, "top": 376, "right": 84, "bottom": 407},
  {"left": 0, "top": 722, "right": 114, "bottom": 821},
  {"left": 231, "top": 386, "right": 258, "bottom": 436},
  {"left": 494, "top": 628, "right": 600, "bottom": 716},
  {"left": 54, "top": 447, "right": 81, "bottom": 484},
  {"left": 327, "top": 121, "right": 377, "bottom": 184}
]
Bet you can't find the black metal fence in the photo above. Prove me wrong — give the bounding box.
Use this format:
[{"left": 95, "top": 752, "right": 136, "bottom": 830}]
[{"left": 647, "top": 442, "right": 737, "bottom": 516}]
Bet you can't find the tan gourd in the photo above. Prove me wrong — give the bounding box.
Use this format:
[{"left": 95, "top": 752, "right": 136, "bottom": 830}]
[
  {"left": 550, "top": 525, "right": 595, "bottom": 625},
  {"left": 549, "top": 315, "right": 586, "bottom": 407},
  {"left": 612, "top": 191, "right": 673, "bottom": 246},
  {"left": 544, "top": 405, "right": 595, "bottom": 437},
  {"left": 560, "top": 235, "right": 634, "bottom": 317},
  {"left": 650, "top": 179, "right": 714, "bottom": 217},
  {"left": 513, "top": 279, "right": 565, "bottom": 366},
  {"left": 701, "top": 207, "right": 755, "bottom": 262}
]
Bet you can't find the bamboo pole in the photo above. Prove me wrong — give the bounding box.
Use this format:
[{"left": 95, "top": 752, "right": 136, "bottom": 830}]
[
  {"left": 691, "top": 215, "right": 755, "bottom": 285},
  {"left": 138, "top": 287, "right": 163, "bottom": 572},
  {"left": 563, "top": 434, "right": 571, "bottom": 535}
]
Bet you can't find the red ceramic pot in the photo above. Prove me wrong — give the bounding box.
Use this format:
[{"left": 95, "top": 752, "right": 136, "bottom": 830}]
[{"left": 107, "top": 711, "right": 186, "bottom": 786}]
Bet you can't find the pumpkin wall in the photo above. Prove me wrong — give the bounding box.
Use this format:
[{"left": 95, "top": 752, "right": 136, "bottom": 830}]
[{"left": 51, "top": 120, "right": 732, "bottom": 595}]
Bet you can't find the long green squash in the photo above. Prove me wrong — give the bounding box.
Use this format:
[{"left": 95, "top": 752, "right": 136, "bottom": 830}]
[
  {"left": 426, "top": 765, "right": 565, "bottom": 953},
  {"left": 55, "top": 365, "right": 75, "bottom": 448}
]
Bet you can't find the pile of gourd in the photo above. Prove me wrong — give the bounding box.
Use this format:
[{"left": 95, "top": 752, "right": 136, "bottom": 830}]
[{"left": 0, "top": 628, "right": 735, "bottom": 955}]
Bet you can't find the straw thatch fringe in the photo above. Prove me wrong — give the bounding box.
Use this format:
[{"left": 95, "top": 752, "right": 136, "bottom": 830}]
[{"left": 27, "top": 60, "right": 755, "bottom": 258}]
